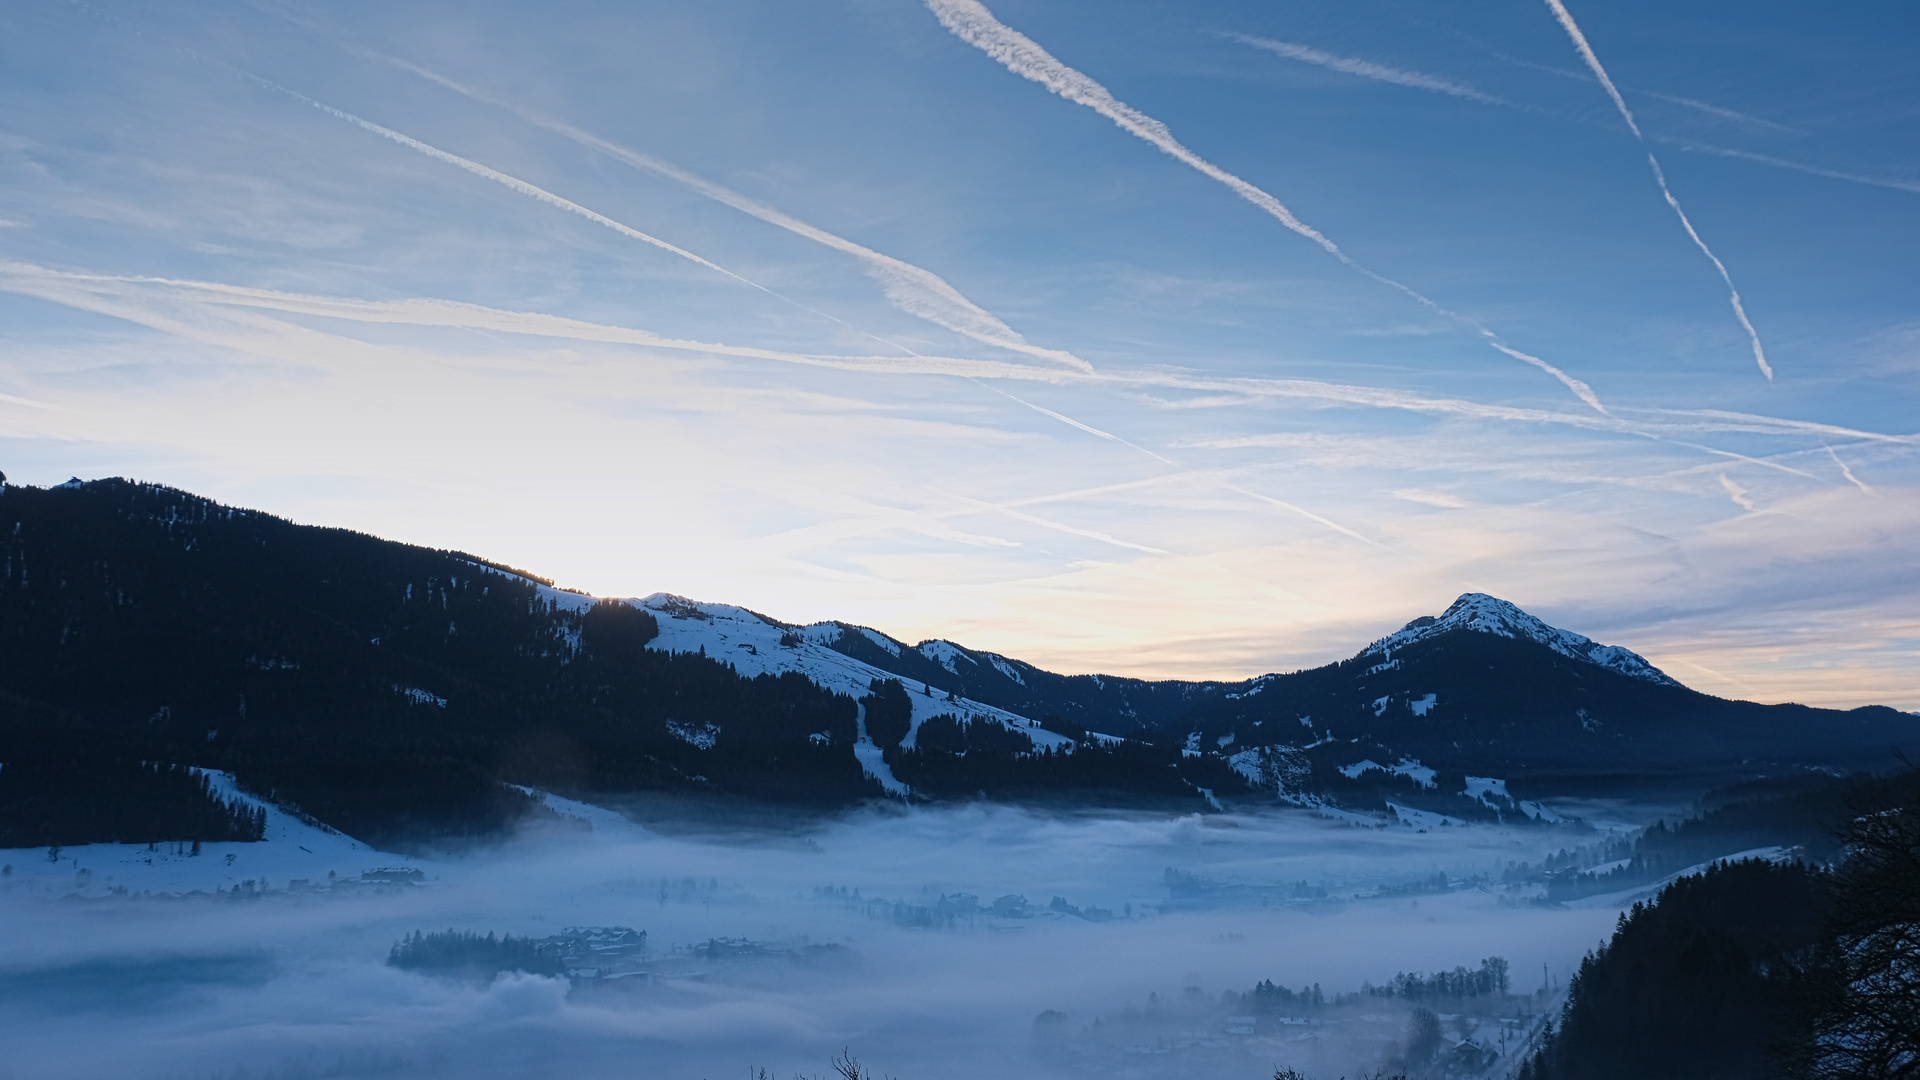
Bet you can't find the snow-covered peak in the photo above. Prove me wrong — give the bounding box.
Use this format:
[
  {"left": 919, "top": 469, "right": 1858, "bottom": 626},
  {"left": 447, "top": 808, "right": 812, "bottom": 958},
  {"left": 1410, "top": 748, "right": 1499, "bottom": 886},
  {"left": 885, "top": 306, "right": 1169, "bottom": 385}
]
[{"left": 1365, "top": 593, "right": 1678, "bottom": 686}]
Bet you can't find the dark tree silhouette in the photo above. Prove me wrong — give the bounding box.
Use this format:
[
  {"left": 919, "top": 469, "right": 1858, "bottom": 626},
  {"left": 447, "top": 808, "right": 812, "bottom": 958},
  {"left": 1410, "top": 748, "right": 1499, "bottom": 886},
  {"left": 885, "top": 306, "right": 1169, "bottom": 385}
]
[
  {"left": 1404, "top": 1007, "right": 1443, "bottom": 1066},
  {"left": 1781, "top": 805, "right": 1920, "bottom": 1079}
]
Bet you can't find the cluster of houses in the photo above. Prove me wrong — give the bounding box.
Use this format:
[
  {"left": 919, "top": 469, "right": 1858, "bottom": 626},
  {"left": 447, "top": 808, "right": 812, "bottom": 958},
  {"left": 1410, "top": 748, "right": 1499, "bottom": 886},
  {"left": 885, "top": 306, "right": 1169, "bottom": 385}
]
[
  {"left": 1039, "top": 987, "right": 1558, "bottom": 1079},
  {"left": 529, "top": 926, "right": 650, "bottom": 983}
]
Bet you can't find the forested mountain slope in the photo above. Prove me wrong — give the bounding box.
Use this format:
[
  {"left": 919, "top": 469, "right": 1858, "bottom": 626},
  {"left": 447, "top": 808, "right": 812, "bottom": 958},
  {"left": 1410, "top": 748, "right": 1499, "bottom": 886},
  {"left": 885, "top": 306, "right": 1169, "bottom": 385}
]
[{"left": 0, "top": 479, "right": 871, "bottom": 847}]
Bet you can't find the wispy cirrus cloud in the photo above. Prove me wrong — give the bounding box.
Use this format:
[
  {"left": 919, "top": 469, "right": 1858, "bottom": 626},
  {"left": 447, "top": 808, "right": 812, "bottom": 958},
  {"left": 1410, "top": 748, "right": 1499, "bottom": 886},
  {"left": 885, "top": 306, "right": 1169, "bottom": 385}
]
[
  {"left": 1226, "top": 33, "right": 1509, "bottom": 106},
  {"left": 922, "top": 0, "right": 1610, "bottom": 416},
  {"left": 1541, "top": 0, "right": 1774, "bottom": 382},
  {"left": 10, "top": 261, "right": 1913, "bottom": 457},
  {"left": 0, "top": 261, "right": 1065, "bottom": 383}
]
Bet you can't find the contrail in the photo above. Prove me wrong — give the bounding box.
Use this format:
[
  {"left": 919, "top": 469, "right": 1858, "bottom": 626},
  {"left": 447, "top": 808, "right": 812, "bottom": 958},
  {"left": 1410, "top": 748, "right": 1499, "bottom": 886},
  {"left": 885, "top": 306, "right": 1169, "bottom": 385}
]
[
  {"left": 82, "top": 7, "right": 983, "bottom": 369},
  {"left": 11, "top": 259, "right": 1898, "bottom": 527},
  {"left": 923, "top": 0, "right": 1610, "bottom": 415},
  {"left": 934, "top": 489, "right": 1171, "bottom": 555},
  {"left": 0, "top": 261, "right": 1062, "bottom": 383},
  {"left": 967, "top": 378, "right": 1177, "bottom": 465},
  {"left": 1670, "top": 141, "right": 1920, "bottom": 197},
  {"left": 249, "top": 80, "right": 738, "bottom": 280},
  {"left": 1541, "top": 0, "right": 1774, "bottom": 382},
  {"left": 15, "top": 263, "right": 1912, "bottom": 454},
  {"left": 1638, "top": 406, "right": 1919, "bottom": 446},
  {"left": 1717, "top": 473, "right": 1757, "bottom": 511},
  {"left": 1224, "top": 483, "right": 1392, "bottom": 550},
  {"left": 366, "top": 53, "right": 1095, "bottom": 374},
  {"left": 1490, "top": 53, "right": 1797, "bottom": 134},
  {"left": 955, "top": 378, "right": 1386, "bottom": 546},
  {"left": 221, "top": 68, "right": 968, "bottom": 362},
  {"left": 1667, "top": 441, "right": 1822, "bottom": 482},
  {"left": 1639, "top": 91, "right": 1799, "bottom": 134},
  {"left": 1824, "top": 444, "right": 1874, "bottom": 494},
  {"left": 1227, "top": 33, "right": 1509, "bottom": 106}
]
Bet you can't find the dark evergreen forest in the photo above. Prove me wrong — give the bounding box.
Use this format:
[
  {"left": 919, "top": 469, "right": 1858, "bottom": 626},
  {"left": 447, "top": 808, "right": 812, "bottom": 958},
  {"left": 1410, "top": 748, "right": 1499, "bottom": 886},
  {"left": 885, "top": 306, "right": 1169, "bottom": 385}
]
[{"left": 0, "top": 746, "right": 265, "bottom": 847}]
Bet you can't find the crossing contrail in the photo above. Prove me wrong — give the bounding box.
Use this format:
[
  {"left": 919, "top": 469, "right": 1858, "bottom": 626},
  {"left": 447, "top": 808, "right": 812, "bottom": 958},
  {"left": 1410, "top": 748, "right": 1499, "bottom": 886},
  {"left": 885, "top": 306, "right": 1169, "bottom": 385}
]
[
  {"left": 923, "top": 0, "right": 1610, "bottom": 415},
  {"left": 353, "top": 52, "right": 1095, "bottom": 373},
  {"left": 224, "top": 68, "right": 1006, "bottom": 364}
]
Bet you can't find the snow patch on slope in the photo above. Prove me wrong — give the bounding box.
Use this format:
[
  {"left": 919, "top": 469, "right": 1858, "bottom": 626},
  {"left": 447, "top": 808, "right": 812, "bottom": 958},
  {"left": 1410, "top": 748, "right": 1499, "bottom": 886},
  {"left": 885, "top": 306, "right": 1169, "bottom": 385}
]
[
  {"left": 1463, "top": 776, "right": 1508, "bottom": 801},
  {"left": 666, "top": 720, "right": 719, "bottom": 750},
  {"left": 918, "top": 639, "right": 974, "bottom": 674},
  {"left": 1340, "top": 758, "right": 1437, "bottom": 788},
  {"left": 1229, "top": 745, "right": 1309, "bottom": 795},
  {"left": 1365, "top": 593, "right": 1678, "bottom": 686},
  {"left": 858, "top": 627, "right": 904, "bottom": 657},
  {"left": 1226, "top": 675, "right": 1275, "bottom": 700},
  {"left": 626, "top": 593, "right": 1093, "bottom": 794},
  {"left": 1387, "top": 802, "right": 1466, "bottom": 829}
]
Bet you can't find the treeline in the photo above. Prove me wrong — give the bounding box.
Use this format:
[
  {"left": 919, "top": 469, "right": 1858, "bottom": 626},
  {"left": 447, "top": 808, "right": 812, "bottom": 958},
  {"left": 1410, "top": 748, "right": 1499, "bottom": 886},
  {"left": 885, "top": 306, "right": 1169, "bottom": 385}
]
[
  {"left": 1521, "top": 771, "right": 1920, "bottom": 1080},
  {"left": 0, "top": 480, "right": 873, "bottom": 849},
  {"left": 1365, "top": 957, "right": 1511, "bottom": 1003},
  {"left": 853, "top": 679, "right": 1239, "bottom": 802},
  {"left": 387, "top": 930, "right": 565, "bottom": 982},
  {"left": 0, "top": 741, "right": 265, "bottom": 846},
  {"left": 818, "top": 624, "right": 1224, "bottom": 736},
  {"left": 1222, "top": 958, "right": 1511, "bottom": 1017},
  {"left": 1235, "top": 980, "right": 1327, "bottom": 1012}
]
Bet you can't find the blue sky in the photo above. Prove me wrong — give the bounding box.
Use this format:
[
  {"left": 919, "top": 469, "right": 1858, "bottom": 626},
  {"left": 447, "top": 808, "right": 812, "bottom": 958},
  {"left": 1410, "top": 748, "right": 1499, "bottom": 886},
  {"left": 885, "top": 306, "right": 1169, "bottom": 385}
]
[{"left": 2, "top": 0, "right": 1916, "bottom": 707}]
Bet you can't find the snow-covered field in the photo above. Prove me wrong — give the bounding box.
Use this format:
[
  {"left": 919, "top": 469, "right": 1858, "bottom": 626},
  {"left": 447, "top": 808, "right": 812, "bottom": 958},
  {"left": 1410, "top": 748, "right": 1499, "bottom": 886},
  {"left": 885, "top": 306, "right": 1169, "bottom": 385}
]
[{"left": 1, "top": 790, "right": 1637, "bottom": 1080}]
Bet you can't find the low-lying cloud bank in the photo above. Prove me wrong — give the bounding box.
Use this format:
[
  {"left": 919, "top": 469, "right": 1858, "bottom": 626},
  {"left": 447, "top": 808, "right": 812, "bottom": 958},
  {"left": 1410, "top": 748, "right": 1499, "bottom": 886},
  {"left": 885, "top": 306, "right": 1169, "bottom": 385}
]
[{"left": 0, "top": 797, "right": 1630, "bottom": 1079}]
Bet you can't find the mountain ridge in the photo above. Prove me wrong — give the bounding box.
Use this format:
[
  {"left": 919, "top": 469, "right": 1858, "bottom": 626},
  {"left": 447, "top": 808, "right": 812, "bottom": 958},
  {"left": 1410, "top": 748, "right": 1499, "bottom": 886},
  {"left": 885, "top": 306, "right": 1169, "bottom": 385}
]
[{"left": 2, "top": 477, "right": 1912, "bottom": 847}]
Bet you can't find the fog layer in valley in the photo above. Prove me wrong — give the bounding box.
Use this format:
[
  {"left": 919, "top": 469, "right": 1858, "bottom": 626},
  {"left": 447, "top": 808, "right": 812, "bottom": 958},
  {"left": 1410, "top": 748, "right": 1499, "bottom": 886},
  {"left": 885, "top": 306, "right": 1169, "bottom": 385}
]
[{"left": 0, "top": 797, "right": 1633, "bottom": 1080}]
